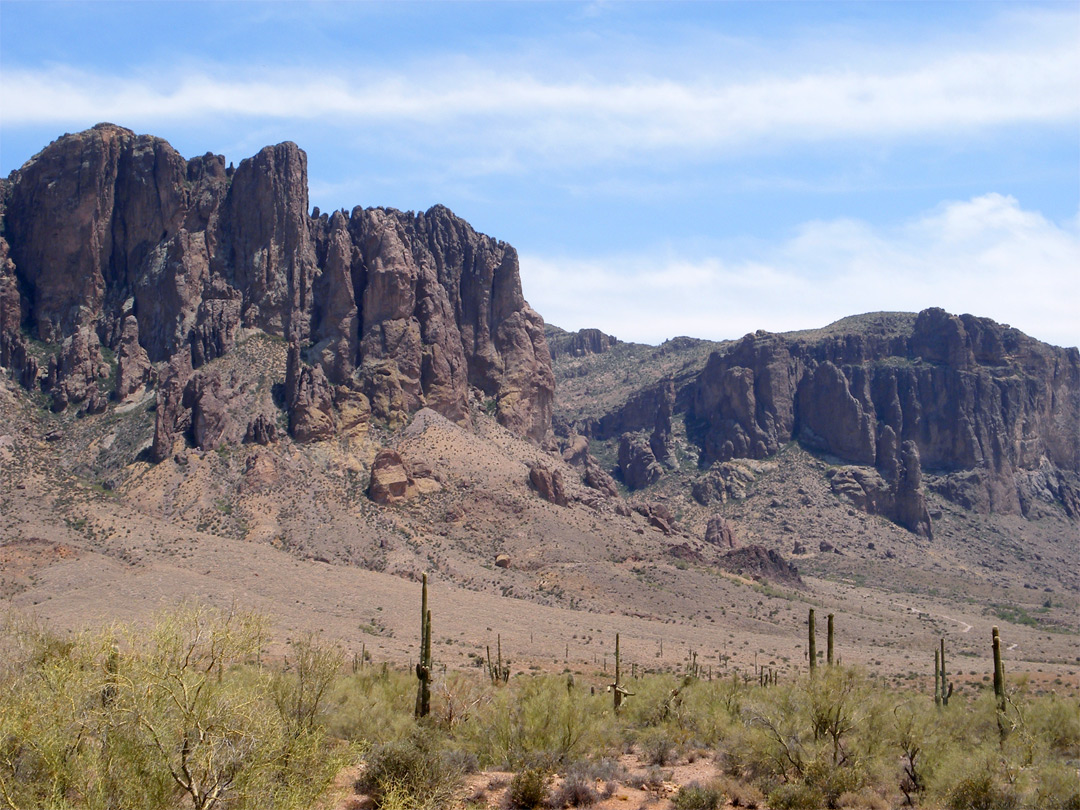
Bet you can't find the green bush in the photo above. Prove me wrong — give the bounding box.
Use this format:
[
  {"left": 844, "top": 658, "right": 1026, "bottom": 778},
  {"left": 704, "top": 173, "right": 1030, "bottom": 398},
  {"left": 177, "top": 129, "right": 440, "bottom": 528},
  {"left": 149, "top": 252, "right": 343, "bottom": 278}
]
[
  {"left": 547, "top": 772, "right": 599, "bottom": 807},
  {"left": 671, "top": 780, "right": 725, "bottom": 810},
  {"left": 0, "top": 605, "right": 342, "bottom": 810},
  {"left": 1034, "top": 762, "right": 1080, "bottom": 810},
  {"left": 768, "top": 782, "right": 826, "bottom": 810},
  {"left": 507, "top": 766, "right": 549, "bottom": 809},
  {"left": 355, "top": 729, "right": 463, "bottom": 810},
  {"left": 945, "top": 771, "right": 1020, "bottom": 810}
]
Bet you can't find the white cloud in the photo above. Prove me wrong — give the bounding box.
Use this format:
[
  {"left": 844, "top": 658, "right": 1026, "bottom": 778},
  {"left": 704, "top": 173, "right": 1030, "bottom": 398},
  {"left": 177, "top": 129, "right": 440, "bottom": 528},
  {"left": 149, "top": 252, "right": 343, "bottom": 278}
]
[
  {"left": 521, "top": 194, "right": 1080, "bottom": 349},
  {"left": 2, "top": 24, "right": 1075, "bottom": 165}
]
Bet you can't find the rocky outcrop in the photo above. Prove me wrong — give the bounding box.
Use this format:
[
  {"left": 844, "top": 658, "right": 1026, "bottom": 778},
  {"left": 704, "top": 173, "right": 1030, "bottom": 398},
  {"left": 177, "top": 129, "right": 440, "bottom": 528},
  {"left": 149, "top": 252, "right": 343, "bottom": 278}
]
[
  {"left": 368, "top": 448, "right": 441, "bottom": 505},
  {"left": 114, "top": 315, "right": 152, "bottom": 399},
  {"left": 828, "top": 435, "right": 932, "bottom": 539},
  {"left": 685, "top": 309, "right": 1079, "bottom": 523},
  {"left": 704, "top": 516, "right": 738, "bottom": 548},
  {"left": 1, "top": 125, "right": 554, "bottom": 447},
  {"left": 618, "top": 432, "right": 663, "bottom": 490},
  {"left": 528, "top": 461, "right": 570, "bottom": 507},
  {"left": 584, "top": 379, "right": 678, "bottom": 440},
  {"left": 717, "top": 545, "right": 803, "bottom": 587},
  {"left": 559, "top": 434, "right": 619, "bottom": 497},
  {"left": 691, "top": 462, "right": 758, "bottom": 505},
  {"left": 368, "top": 449, "right": 418, "bottom": 505},
  {"left": 285, "top": 342, "right": 335, "bottom": 443},
  {"left": 547, "top": 326, "right": 618, "bottom": 358},
  {"left": 151, "top": 354, "right": 193, "bottom": 462}
]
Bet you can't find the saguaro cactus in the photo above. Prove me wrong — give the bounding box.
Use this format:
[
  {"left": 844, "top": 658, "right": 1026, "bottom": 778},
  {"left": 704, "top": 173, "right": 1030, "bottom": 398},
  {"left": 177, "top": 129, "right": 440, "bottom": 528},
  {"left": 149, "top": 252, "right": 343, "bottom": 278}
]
[
  {"left": 934, "top": 648, "right": 941, "bottom": 707},
  {"left": 939, "top": 638, "right": 951, "bottom": 706},
  {"left": 609, "top": 632, "right": 633, "bottom": 713},
  {"left": 415, "top": 574, "right": 432, "bottom": 719},
  {"left": 992, "top": 626, "right": 1006, "bottom": 738},
  {"left": 487, "top": 635, "right": 509, "bottom": 684},
  {"left": 808, "top": 608, "right": 817, "bottom": 675},
  {"left": 827, "top": 613, "right": 835, "bottom": 666}
]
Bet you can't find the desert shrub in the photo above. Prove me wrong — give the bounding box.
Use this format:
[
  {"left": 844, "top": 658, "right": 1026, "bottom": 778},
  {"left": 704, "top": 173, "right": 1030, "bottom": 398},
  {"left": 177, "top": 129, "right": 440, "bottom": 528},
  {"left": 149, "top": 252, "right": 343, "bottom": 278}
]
[
  {"left": 803, "top": 756, "right": 866, "bottom": 807},
  {"left": 624, "top": 765, "right": 672, "bottom": 789},
  {"left": 639, "top": 725, "right": 679, "bottom": 765},
  {"left": 1033, "top": 762, "right": 1080, "bottom": 810},
  {"left": 566, "top": 756, "right": 625, "bottom": 783},
  {"left": 0, "top": 604, "right": 343, "bottom": 810},
  {"left": 836, "top": 788, "right": 891, "bottom": 810},
  {"left": 271, "top": 632, "right": 343, "bottom": 735},
  {"left": 507, "top": 766, "right": 549, "bottom": 809},
  {"left": 1026, "top": 692, "right": 1080, "bottom": 757},
  {"left": 671, "top": 780, "right": 725, "bottom": 810},
  {"left": 327, "top": 666, "right": 418, "bottom": 744},
  {"left": 458, "top": 675, "right": 617, "bottom": 769},
  {"left": 547, "top": 772, "right": 599, "bottom": 807},
  {"left": 356, "top": 728, "right": 463, "bottom": 810},
  {"left": 714, "top": 775, "right": 765, "bottom": 808},
  {"left": 767, "top": 782, "right": 826, "bottom": 810},
  {"left": 944, "top": 771, "right": 1020, "bottom": 810},
  {"left": 715, "top": 722, "right": 790, "bottom": 786}
]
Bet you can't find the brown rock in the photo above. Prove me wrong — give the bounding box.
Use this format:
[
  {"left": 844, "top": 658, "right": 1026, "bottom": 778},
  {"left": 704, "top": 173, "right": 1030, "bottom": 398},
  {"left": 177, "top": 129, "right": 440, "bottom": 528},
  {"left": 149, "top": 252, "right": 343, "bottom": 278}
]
[
  {"left": 3, "top": 127, "right": 555, "bottom": 453},
  {"left": 368, "top": 449, "right": 419, "bottom": 505},
  {"left": 114, "top": 315, "right": 152, "bottom": 399},
  {"left": 244, "top": 413, "right": 278, "bottom": 445},
  {"left": 582, "top": 456, "right": 619, "bottom": 497},
  {"left": 718, "top": 545, "right": 803, "bottom": 587},
  {"left": 494, "top": 554, "right": 511, "bottom": 569},
  {"left": 528, "top": 462, "right": 569, "bottom": 507},
  {"left": 687, "top": 309, "right": 1078, "bottom": 516},
  {"left": 285, "top": 342, "right": 335, "bottom": 443},
  {"left": 704, "top": 516, "right": 738, "bottom": 548},
  {"left": 547, "top": 326, "right": 617, "bottom": 358},
  {"left": 151, "top": 353, "right": 193, "bottom": 462},
  {"left": 51, "top": 325, "right": 107, "bottom": 410},
  {"left": 618, "top": 432, "right": 663, "bottom": 490}
]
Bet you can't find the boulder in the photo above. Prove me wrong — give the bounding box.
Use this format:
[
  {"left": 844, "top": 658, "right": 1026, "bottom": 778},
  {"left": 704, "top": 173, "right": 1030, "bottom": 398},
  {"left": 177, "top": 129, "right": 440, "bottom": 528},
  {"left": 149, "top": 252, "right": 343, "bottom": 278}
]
[{"left": 528, "top": 462, "right": 570, "bottom": 507}]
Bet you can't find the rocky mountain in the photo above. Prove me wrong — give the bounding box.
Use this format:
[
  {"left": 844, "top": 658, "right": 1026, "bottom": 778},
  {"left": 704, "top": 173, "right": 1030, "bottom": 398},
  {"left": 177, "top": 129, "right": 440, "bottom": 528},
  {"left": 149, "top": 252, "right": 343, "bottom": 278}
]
[
  {"left": 551, "top": 311, "right": 1079, "bottom": 541},
  {"left": 1, "top": 127, "right": 1077, "bottom": 690},
  {"left": 0, "top": 123, "right": 553, "bottom": 458}
]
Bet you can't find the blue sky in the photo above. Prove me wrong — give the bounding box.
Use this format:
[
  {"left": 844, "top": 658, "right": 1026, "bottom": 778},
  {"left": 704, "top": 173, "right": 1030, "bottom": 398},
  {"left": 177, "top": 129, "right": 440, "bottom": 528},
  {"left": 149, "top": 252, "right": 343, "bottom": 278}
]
[{"left": 2, "top": 1, "right": 1077, "bottom": 347}]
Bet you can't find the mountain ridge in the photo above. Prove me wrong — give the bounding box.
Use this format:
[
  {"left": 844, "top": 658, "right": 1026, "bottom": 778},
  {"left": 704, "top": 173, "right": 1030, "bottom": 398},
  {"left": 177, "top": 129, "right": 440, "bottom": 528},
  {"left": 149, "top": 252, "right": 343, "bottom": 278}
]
[{"left": 0, "top": 126, "right": 1076, "bottom": 690}]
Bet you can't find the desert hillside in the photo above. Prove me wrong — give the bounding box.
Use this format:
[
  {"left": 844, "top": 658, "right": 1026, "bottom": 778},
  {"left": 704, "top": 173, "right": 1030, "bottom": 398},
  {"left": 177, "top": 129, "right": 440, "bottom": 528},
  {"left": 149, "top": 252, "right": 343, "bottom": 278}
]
[{"left": 0, "top": 126, "right": 1076, "bottom": 697}]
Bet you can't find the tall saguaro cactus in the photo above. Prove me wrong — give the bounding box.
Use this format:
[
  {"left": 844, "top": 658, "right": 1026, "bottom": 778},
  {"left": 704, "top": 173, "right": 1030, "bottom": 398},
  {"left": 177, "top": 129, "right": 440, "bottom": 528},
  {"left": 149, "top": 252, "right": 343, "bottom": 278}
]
[
  {"left": 992, "top": 626, "right": 1006, "bottom": 738},
  {"left": 827, "top": 613, "right": 835, "bottom": 666},
  {"left": 934, "top": 649, "right": 941, "bottom": 707},
  {"left": 609, "top": 632, "right": 633, "bottom": 713},
  {"left": 939, "top": 638, "right": 950, "bottom": 706},
  {"left": 415, "top": 574, "right": 432, "bottom": 719},
  {"left": 808, "top": 608, "right": 817, "bottom": 675}
]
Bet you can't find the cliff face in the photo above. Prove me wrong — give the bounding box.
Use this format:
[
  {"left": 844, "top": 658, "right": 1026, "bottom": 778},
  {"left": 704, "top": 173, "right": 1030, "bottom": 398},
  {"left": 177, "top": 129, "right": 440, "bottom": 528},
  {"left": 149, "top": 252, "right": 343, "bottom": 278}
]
[
  {"left": 685, "top": 310, "right": 1079, "bottom": 530},
  {"left": 0, "top": 124, "right": 553, "bottom": 453}
]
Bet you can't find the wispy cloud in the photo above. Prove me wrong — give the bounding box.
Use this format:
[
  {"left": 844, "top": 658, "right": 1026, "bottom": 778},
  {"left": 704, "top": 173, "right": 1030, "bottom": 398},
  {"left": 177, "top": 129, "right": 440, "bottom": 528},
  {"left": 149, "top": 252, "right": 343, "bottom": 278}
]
[
  {"left": 3, "top": 25, "right": 1075, "bottom": 166},
  {"left": 522, "top": 194, "right": 1080, "bottom": 349}
]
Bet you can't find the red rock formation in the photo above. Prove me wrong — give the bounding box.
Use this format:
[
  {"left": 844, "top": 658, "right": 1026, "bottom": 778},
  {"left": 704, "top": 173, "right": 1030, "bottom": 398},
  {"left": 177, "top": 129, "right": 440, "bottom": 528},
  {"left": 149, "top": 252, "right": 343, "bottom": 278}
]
[
  {"left": 1, "top": 125, "right": 555, "bottom": 452},
  {"left": 687, "top": 309, "right": 1079, "bottom": 522}
]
